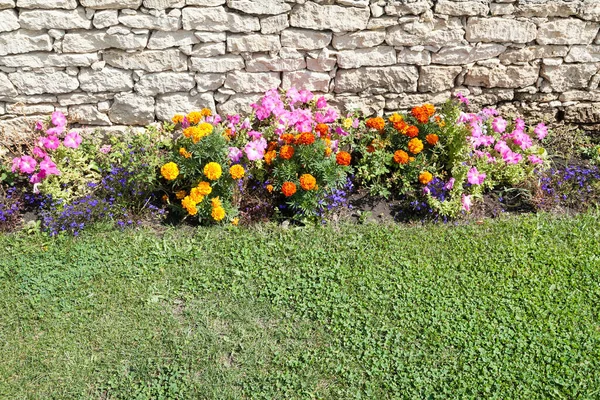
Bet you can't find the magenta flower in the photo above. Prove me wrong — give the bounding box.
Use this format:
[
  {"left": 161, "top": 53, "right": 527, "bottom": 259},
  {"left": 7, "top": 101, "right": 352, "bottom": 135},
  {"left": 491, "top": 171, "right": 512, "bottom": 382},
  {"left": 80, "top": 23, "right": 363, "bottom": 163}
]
[
  {"left": 182, "top": 117, "right": 190, "bottom": 129},
  {"left": 227, "top": 114, "right": 240, "bottom": 125},
  {"left": 11, "top": 157, "right": 21, "bottom": 173},
  {"left": 35, "top": 121, "right": 44, "bottom": 131},
  {"left": 286, "top": 87, "right": 302, "bottom": 105},
  {"left": 240, "top": 118, "right": 251, "bottom": 130},
  {"left": 46, "top": 125, "right": 65, "bottom": 136},
  {"left": 245, "top": 138, "right": 267, "bottom": 161},
  {"left": 40, "top": 157, "right": 60, "bottom": 176},
  {"left": 456, "top": 93, "right": 470, "bottom": 105},
  {"left": 534, "top": 123, "right": 547, "bottom": 140},
  {"left": 503, "top": 151, "right": 523, "bottom": 164},
  {"left": 494, "top": 140, "right": 511, "bottom": 157},
  {"left": 423, "top": 187, "right": 431, "bottom": 195},
  {"left": 352, "top": 118, "right": 359, "bottom": 129},
  {"left": 444, "top": 178, "right": 455, "bottom": 190},
  {"left": 16, "top": 156, "right": 37, "bottom": 174},
  {"left": 51, "top": 111, "right": 67, "bottom": 128},
  {"left": 316, "top": 96, "right": 328, "bottom": 109},
  {"left": 512, "top": 131, "right": 533, "bottom": 150},
  {"left": 42, "top": 135, "right": 61, "bottom": 150},
  {"left": 30, "top": 170, "right": 46, "bottom": 184},
  {"left": 99, "top": 145, "right": 112, "bottom": 154},
  {"left": 491, "top": 117, "right": 507, "bottom": 133},
  {"left": 248, "top": 130, "right": 262, "bottom": 139},
  {"left": 299, "top": 89, "right": 314, "bottom": 104},
  {"left": 514, "top": 118, "right": 525, "bottom": 132},
  {"left": 528, "top": 155, "right": 544, "bottom": 164},
  {"left": 467, "top": 167, "right": 486, "bottom": 185},
  {"left": 63, "top": 131, "right": 82, "bottom": 149},
  {"left": 335, "top": 126, "right": 349, "bottom": 136},
  {"left": 462, "top": 194, "right": 472, "bottom": 212},
  {"left": 32, "top": 147, "right": 47, "bottom": 159},
  {"left": 228, "top": 147, "right": 243, "bottom": 163}
]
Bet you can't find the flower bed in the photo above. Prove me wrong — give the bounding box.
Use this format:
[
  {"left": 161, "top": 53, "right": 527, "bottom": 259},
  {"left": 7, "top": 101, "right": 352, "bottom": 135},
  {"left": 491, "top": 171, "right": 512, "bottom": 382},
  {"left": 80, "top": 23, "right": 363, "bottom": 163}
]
[{"left": 1, "top": 86, "right": 596, "bottom": 235}]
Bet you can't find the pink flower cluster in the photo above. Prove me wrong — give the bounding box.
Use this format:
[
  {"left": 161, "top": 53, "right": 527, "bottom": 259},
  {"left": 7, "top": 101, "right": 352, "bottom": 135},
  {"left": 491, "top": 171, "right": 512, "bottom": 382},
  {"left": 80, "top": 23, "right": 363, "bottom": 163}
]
[{"left": 11, "top": 111, "right": 83, "bottom": 186}]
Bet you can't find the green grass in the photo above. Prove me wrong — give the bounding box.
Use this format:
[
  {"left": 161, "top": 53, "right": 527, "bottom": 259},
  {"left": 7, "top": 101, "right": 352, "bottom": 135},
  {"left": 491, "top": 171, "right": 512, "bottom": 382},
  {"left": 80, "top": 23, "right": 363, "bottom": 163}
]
[{"left": 0, "top": 213, "right": 599, "bottom": 399}]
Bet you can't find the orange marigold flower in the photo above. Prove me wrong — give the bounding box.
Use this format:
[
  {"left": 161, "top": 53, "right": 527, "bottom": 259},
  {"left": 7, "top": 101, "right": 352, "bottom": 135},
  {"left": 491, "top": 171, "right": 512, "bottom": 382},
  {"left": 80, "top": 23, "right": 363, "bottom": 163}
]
[
  {"left": 189, "top": 187, "right": 205, "bottom": 203},
  {"left": 267, "top": 141, "right": 278, "bottom": 151},
  {"left": 336, "top": 151, "right": 351, "bottom": 166},
  {"left": 175, "top": 190, "right": 187, "bottom": 199},
  {"left": 296, "top": 132, "right": 315, "bottom": 145},
  {"left": 411, "top": 106, "right": 429, "bottom": 124},
  {"left": 203, "top": 162, "right": 222, "bottom": 181},
  {"left": 281, "top": 181, "right": 297, "bottom": 197},
  {"left": 406, "top": 125, "right": 419, "bottom": 138},
  {"left": 419, "top": 171, "right": 433, "bottom": 185},
  {"left": 408, "top": 138, "right": 424, "bottom": 155},
  {"left": 212, "top": 206, "right": 226, "bottom": 221},
  {"left": 315, "top": 123, "right": 329, "bottom": 137},
  {"left": 160, "top": 162, "right": 179, "bottom": 181},
  {"left": 266, "top": 184, "right": 274, "bottom": 193},
  {"left": 281, "top": 133, "right": 295, "bottom": 145},
  {"left": 393, "top": 150, "right": 409, "bottom": 165},
  {"left": 187, "top": 111, "right": 203, "bottom": 125},
  {"left": 197, "top": 181, "right": 212, "bottom": 196},
  {"left": 264, "top": 150, "right": 277, "bottom": 165},
  {"left": 435, "top": 115, "right": 446, "bottom": 128},
  {"left": 325, "top": 147, "right": 332, "bottom": 157},
  {"left": 230, "top": 164, "right": 245, "bottom": 179},
  {"left": 179, "top": 147, "right": 192, "bottom": 159},
  {"left": 394, "top": 120, "right": 408, "bottom": 134},
  {"left": 172, "top": 114, "right": 185, "bottom": 124},
  {"left": 183, "top": 127, "right": 194, "bottom": 138},
  {"left": 426, "top": 134, "right": 439, "bottom": 146},
  {"left": 366, "top": 145, "right": 376, "bottom": 154},
  {"left": 389, "top": 113, "right": 403, "bottom": 123},
  {"left": 200, "top": 108, "right": 212, "bottom": 117},
  {"left": 279, "top": 145, "right": 295, "bottom": 160},
  {"left": 366, "top": 117, "right": 385, "bottom": 131},
  {"left": 299, "top": 174, "right": 317, "bottom": 191},
  {"left": 162, "top": 194, "right": 169, "bottom": 203},
  {"left": 181, "top": 196, "right": 197, "bottom": 216},
  {"left": 423, "top": 103, "right": 436, "bottom": 117}
]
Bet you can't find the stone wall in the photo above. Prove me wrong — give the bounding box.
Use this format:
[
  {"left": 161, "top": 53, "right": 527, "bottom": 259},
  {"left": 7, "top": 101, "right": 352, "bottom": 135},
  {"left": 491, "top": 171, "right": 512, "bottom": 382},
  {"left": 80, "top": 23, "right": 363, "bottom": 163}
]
[{"left": 1, "top": 0, "right": 600, "bottom": 139}]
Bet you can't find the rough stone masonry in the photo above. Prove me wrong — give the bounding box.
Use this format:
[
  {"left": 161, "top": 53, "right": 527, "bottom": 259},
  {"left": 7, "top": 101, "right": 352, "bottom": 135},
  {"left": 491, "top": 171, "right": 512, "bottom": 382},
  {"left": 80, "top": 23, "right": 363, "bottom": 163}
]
[{"left": 1, "top": 0, "right": 600, "bottom": 139}]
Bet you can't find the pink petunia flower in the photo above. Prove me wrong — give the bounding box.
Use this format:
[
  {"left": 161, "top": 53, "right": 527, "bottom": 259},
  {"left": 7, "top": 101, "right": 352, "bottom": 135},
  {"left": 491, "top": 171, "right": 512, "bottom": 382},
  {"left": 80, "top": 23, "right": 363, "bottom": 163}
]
[
  {"left": 42, "top": 135, "right": 61, "bottom": 150},
  {"left": 244, "top": 138, "right": 267, "bottom": 161},
  {"left": 99, "top": 145, "right": 112, "bottom": 154},
  {"left": 462, "top": 194, "right": 472, "bottom": 212},
  {"left": 444, "top": 178, "right": 455, "bottom": 190},
  {"left": 16, "top": 156, "right": 37, "bottom": 174},
  {"left": 51, "top": 111, "right": 67, "bottom": 128},
  {"left": 11, "top": 157, "right": 21, "bottom": 173},
  {"left": 40, "top": 157, "right": 60, "bottom": 176},
  {"left": 456, "top": 93, "right": 470, "bottom": 105},
  {"left": 30, "top": 170, "right": 46, "bottom": 184},
  {"left": 63, "top": 131, "right": 82, "bottom": 149},
  {"left": 534, "top": 123, "right": 547, "bottom": 140},
  {"left": 298, "top": 89, "right": 314, "bottom": 104},
  {"left": 32, "top": 147, "right": 47, "bottom": 159},
  {"left": 35, "top": 121, "right": 44, "bottom": 131},
  {"left": 316, "top": 96, "right": 328, "bottom": 109},
  {"left": 528, "top": 155, "right": 544, "bottom": 165},
  {"left": 240, "top": 118, "right": 251, "bottom": 130},
  {"left": 492, "top": 117, "right": 507, "bottom": 133},
  {"left": 228, "top": 147, "right": 243, "bottom": 163},
  {"left": 503, "top": 151, "right": 523, "bottom": 164},
  {"left": 46, "top": 125, "right": 65, "bottom": 136},
  {"left": 467, "top": 167, "right": 486, "bottom": 185},
  {"left": 248, "top": 130, "right": 262, "bottom": 140}
]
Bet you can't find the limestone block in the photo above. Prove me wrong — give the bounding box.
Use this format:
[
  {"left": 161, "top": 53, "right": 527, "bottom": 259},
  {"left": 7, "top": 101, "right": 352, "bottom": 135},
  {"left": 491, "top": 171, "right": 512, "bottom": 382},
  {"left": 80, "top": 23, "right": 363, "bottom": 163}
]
[
  {"left": 155, "top": 92, "right": 215, "bottom": 120},
  {"left": 93, "top": 10, "right": 118, "bottom": 28},
  {"left": 245, "top": 55, "right": 306, "bottom": 72},
  {"left": 334, "top": 66, "right": 419, "bottom": 93},
  {"left": 565, "top": 46, "right": 600, "bottom": 63},
  {"left": 540, "top": 64, "right": 599, "bottom": 91},
  {"left": 16, "top": 0, "right": 77, "bottom": 8},
  {"left": 537, "top": 19, "right": 599, "bottom": 45},
  {"left": 223, "top": 71, "right": 281, "bottom": 93},
  {"left": 499, "top": 45, "right": 569, "bottom": 63},
  {"left": 182, "top": 6, "right": 260, "bottom": 32},
  {"left": 216, "top": 93, "right": 260, "bottom": 116},
  {"left": 466, "top": 17, "right": 536, "bottom": 43},
  {"left": 386, "top": 18, "right": 465, "bottom": 46},
  {"left": 62, "top": 31, "right": 148, "bottom": 52},
  {"left": 261, "top": 14, "right": 288, "bottom": 35},
  {"left": 143, "top": 0, "right": 185, "bottom": 9},
  {"left": 195, "top": 73, "right": 225, "bottom": 92},
  {"left": 227, "top": 34, "right": 281, "bottom": 53},
  {"left": 290, "top": 1, "right": 370, "bottom": 32},
  {"left": 79, "top": 67, "right": 134, "bottom": 93},
  {"left": 135, "top": 72, "right": 196, "bottom": 95},
  {"left": 332, "top": 30, "right": 386, "bottom": 50},
  {"left": 337, "top": 46, "right": 397, "bottom": 69},
  {"left": 0, "top": 52, "right": 99, "bottom": 68},
  {"left": 190, "top": 55, "right": 245, "bottom": 73},
  {"left": 80, "top": 0, "right": 142, "bottom": 9},
  {"left": 281, "top": 28, "right": 332, "bottom": 50},
  {"left": 282, "top": 70, "right": 331, "bottom": 92},
  {"left": 9, "top": 70, "right": 80, "bottom": 95},
  {"left": 118, "top": 11, "right": 180, "bottom": 31},
  {"left": 226, "top": 0, "right": 290, "bottom": 15},
  {"left": 69, "top": 104, "right": 112, "bottom": 125},
  {"left": 109, "top": 93, "right": 155, "bottom": 125},
  {"left": 0, "top": 72, "right": 18, "bottom": 97},
  {"left": 432, "top": 44, "right": 506, "bottom": 65},
  {"left": 0, "top": 9, "right": 19, "bottom": 32},
  {"left": 464, "top": 65, "right": 539, "bottom": 88},
  {"left": 435, "top": 0, "right": 489, "bottom": 16},
  {"left": 104, "top": 49, "right": 188, "bottom": 72},
  {"left": 418, "top": 66, "right": 462, "bottom": 92},
  {"left": 19, "top": 8, "right": 93, "bottom": 30},
  {"left": 147, "top": 31, "right": 199, "bottom": 49}
]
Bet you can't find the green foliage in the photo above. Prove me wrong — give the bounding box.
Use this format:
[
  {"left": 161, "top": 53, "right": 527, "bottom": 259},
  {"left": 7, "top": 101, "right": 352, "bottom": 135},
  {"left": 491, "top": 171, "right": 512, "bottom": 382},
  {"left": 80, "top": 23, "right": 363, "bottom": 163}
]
[{"left": 1, "top": 213, "right": 599, "bottom": 398}]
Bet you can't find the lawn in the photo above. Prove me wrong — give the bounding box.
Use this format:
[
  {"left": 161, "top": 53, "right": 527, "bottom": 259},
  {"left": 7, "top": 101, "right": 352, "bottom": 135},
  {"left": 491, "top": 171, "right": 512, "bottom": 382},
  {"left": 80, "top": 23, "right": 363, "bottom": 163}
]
[{"left": 0, "top": 214, "right": 599, "bottom": 399}]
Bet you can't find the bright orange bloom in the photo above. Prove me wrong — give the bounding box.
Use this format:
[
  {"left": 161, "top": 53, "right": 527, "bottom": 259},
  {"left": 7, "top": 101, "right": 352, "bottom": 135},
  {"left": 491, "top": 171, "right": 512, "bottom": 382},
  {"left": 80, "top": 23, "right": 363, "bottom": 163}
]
[
  {"left": 325, "top": 147, "right": 332, "bottom": 157},
  {"left": 389, "top": 113, "right": 403, "bottom": 123},
  {"left": 266, "top": 184, "right": 274, "bottom": 193},
  {"left": 411, "top": 106, "right": 429, "bottom": 124},
  {"left": 264, "top": 150, "right": 277, "bottom": 165},
  {"left": 211, "top": 207, "right": 225, "bottom": 221},
  {"left": 189, "top": 187, "right": 205, "bottom": 203},
  {"left": 281, "top": 181, "right": 297, "bottom": 197},
  {"left": 426, "top": 134, "right": 439, "bottom": 146},
  {"left": 281, "top": 133, "right": 295, "bottom": 144},
  {"left": 267, "top": 141, "right": 278, "bottom": 151},
  {"left": 279, "top": 145, "right": 295, "bottom": 160},
  {"left": 299, "top": 174, "right": 317, "bottom": 191},
  {"left": 419, "top": 171, "right": 433, "bottom": 185},
  {"left": 200, "top": 108, "right": 212, "bottom": 117},
  {"left": 179, "top": 147, "right": 192, "bottom": 159},
  {"left": 408, "top": 138, "right": 424, "bottom": 155},
  {"left": 423, "top": 103, "right": 435, "bottom": 117},
  {"left": 229, "top": 164, "right": 245, "bottom": 179},
  {"left": 315, "top": 123, "right": 329, "bottom": 137},
  {"left": 393, "top": 150, "right": 409, "bottom": 165},
  {"left": 160, "top": 162, "right": 179, "bottom": 181},
  {"left": 187, "top": 111, "right": 203, "bottom": 125},
  {"left": 197, "top": 181, "right": 212, "bottom": 196},
  {"left": 172, "top": 114, "right": 185, "bottom": 124},
  {"left": 175, "top": 190, "right": 187, "bottom": 199},
  {"left": 435, "top": 115, "right": 446, "bottom": 127},
  {"left": 406, "top": 125, "right": 419, "bottom": 138},
  {"left": 296, "top": 132, "right": 315, "bottom": 145},
  {"left": 181, "top": 196, "right": 197, "bottom": 215},
  {"left": 366, "top": 117, "right": 385, "bottom": 131},
  {"left": 336, "top": 151, "right": 351, "bottom": 166},
  {"left": 394, "top": 120, "right": 408, "bottom": 134}
]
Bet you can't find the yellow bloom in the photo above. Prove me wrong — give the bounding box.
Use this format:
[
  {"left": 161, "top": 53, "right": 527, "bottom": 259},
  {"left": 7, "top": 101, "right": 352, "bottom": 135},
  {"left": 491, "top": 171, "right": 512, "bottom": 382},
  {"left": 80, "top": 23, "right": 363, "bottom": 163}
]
[
  {"left": 181, "top": 196, "right": 197, "bottom": 216},
  {"left": 230, "top": 164, "right": 245, "bottom": 180},
  {"left": 160, "top": 162, "right": 179, "bottom": 181},
  {"left": 232, "top": 217, "right": 239, "bottom": 226},
  {"left": 189, "top": 187, "right": 205, "bottom": 203},
  {"left": 204, "top": 162, "right": 222, "bottom": 180},
  {"left": 179, "top": 147, "right": 192, "bottom": 159},
  {"left": 191, "top": 122, "right": 214, "bottom": 143},
  {"left": 197, "top": 181, "right": 212, "bottom": 196},
  {"left": 172, "top": 114, "right": 185, "bottom": 124},
  {"left": 175, "top": 190, "right": 187, "bottom": 199},
  {"left": 187, "top": 111, "right": 203, "bottom": 125},
  {"left": 212, "top": 206, "right": 226, "bottom": 221},
  {"left": 211, "top": 196, "right": 222, "bottom": 208},
  {"left": 342, "top": 118, "right": 353, "bottom": 129},
  {"left": 389, "top": 113, "right": 403, "bottom": 123},
  {"left": 201, "top": 108, "right": 212, "bottom": 117},
  {"left": 407, "top": 138, "right": 424, "bottom": 155}
]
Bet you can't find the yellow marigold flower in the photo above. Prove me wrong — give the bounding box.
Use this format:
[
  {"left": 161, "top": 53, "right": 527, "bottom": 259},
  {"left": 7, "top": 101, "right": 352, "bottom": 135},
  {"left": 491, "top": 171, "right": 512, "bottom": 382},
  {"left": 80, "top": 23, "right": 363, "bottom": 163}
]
[
  {"left": 187, "top": 111, "right": 203, "bottom": 125},
  {"left": 197, "top": 181, "right": 212, "bottom": 196},
  {"left": 183, "top": 127, "right": 194, "bottom": 138},
  {"left": 191, "top": 122, "right": 214, "bottom": 143},
  {"left": 189, "top": 187, "right": 205, "bottom": 203},
  {"left": 266, "top": 184, "right": 274, "bottom": 193},
  {"left": 211, "top": 196, "right": 222, "bottom": 208},
  {"left": 407, "top": 138, "right": 424, "bottom": 155},
  {"left": 204, "top": 162, "right": 222, "bottom": 181},
  {"left": 212, "top": 206, "right": 226, "bottom": 221},
  {"left": 325, "top": 147, "right": 332, "bottom": 157},
  {"left": 230, "top": 164, "right": 245, "bottom": 180},
  {"left": 201, "top": 108, "right": 212, "bottom": 117},
  {"left": 232, "top": 217, "right": 239, "bottom": 226},
  {"left": 342, "top": 118, "right": 353, "bottom": 129},
  {"left": 176, "top": 190, "right": 187, "bottom": 199},
  {"left": 389, "top": 113, "right": 403, "bottom": 123},
  {"left": 264, "top": 150, "right": 277, "bottom": 165},
  {"left": 181, "top": 196, "right": 198, "bottom": 216},
  {"left": 423, "top": 103, "right": 436, "bottom": 117},
  {"left": 419, "top": 171, "right": 433, "bottom": 185},
  {"left": 172, "top": 114, "right": 185, "bottom": 124},
  {"left": 179, "top": 147, "right": 192, "bottom": 159},
  {"left": 161, "top": 162, "right": 179, "bottom": 181},
  {"left": 300, "top": 174, "right": 317, "bottom": 191}
]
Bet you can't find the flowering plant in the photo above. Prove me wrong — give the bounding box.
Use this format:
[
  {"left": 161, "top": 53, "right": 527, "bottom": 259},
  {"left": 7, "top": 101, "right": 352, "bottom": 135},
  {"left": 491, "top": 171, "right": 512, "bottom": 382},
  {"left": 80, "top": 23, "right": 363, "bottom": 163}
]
[{"left": 162, "top": 109, "right": 241, "bottom": 225}]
